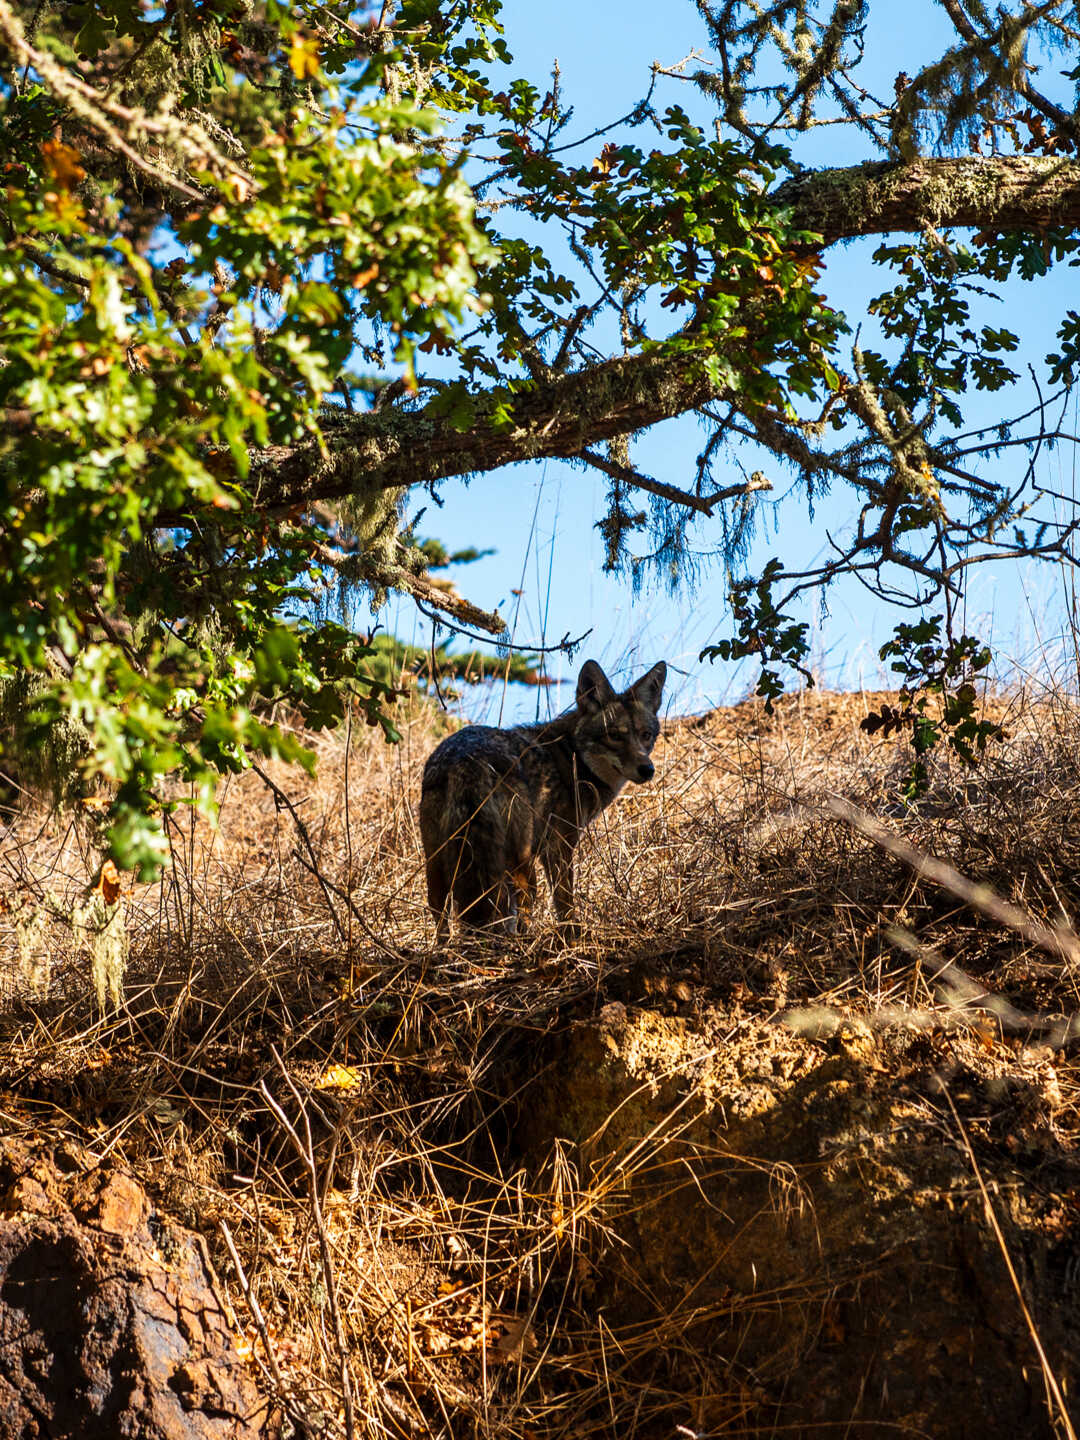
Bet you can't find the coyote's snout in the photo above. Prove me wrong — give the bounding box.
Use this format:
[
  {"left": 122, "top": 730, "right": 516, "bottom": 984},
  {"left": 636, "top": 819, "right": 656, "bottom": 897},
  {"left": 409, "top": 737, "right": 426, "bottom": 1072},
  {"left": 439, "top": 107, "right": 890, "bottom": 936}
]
[{"left": 419, "top": 658, "right": 666, "bottom": 941}]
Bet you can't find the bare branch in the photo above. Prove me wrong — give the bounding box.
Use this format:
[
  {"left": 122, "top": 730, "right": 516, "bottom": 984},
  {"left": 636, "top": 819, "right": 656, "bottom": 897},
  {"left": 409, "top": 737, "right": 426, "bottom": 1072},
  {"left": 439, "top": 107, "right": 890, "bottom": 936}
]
[
  {"left": 772, "top": 155, "right": 1080, "bottom": 245},
  {"left": 579, "top": 447, "right": 772, "bottom": 514},
  {"left": 140, "top": 153, "right": 1080, "bottom": 526}
]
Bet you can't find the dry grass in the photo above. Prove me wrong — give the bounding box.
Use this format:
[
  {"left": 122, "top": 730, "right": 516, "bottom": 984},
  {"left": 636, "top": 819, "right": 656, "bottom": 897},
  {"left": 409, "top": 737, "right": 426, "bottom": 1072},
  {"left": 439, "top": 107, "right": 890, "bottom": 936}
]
[{"left": 2, "top": 681, "right": 1080, "bottom": 1436}]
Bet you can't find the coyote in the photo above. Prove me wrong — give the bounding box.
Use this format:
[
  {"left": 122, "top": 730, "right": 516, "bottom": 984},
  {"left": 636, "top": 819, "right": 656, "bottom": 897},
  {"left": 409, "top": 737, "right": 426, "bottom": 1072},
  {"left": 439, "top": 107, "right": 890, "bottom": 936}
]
[{"left": 419, "top": 658, "right": 666, "bottom": 940}]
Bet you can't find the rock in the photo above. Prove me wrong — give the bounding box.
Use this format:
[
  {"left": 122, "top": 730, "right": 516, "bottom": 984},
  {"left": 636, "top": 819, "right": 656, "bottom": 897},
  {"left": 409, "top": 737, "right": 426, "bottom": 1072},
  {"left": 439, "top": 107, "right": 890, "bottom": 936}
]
[{"left": 0, "top": 1138, "right": 269, "bottom": 1440}]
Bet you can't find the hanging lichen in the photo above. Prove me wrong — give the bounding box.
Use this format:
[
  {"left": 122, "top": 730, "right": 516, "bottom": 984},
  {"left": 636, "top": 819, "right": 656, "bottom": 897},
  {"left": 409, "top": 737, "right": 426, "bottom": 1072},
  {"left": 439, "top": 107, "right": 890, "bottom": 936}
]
[
  {"left": 335, "top": 482, "right": 416, "bottom": 609},
  {"left": 0, "top": 671, "right": 91, "bottom": 812},
  {"left": 72, "top": 893, "right": 129, "bottom": 1014},
  {"left": 8, "top": 874, "right": 127, "bottom": 1010},
  {"left": 15, "top": 905, "right": 49, "bottom": 997},
  {"left": 315, "top": 470, "right": 459, "bottom": 622}
]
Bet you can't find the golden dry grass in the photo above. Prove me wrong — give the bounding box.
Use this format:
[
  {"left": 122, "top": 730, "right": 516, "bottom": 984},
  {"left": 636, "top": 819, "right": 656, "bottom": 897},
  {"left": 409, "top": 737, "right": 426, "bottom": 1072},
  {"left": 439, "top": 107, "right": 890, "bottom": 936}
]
[{"left": 2, "top": 681, "right": 1080, "bottom": 1437}]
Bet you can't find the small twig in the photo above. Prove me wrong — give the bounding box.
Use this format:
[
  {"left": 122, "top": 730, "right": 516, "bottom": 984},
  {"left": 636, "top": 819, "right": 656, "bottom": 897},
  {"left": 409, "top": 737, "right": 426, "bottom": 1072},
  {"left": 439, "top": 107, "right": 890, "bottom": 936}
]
[
  {"left": 261, "top": 1047, "right": 357, "bottom": 1440},
  {"left": 218, "top": 1219, "right": 282, "bottom": 1383},
  {"left": 551, "top": 304, "right": 591, "bottom": 372},
  {"left": 579, "top": 447, "right": 771, "bottom": 516},
  {"left": 292, "top": 847, "right": 404, "bottom": 961},
  {"left": 219, "top": 1219, "right": 318, "bottom": 1439},
  {"left": 413, "top": 602, "right": 591, "bottom": 657},
  {"left": 249, "top": 760, "right": 346, "bottom": 941}
]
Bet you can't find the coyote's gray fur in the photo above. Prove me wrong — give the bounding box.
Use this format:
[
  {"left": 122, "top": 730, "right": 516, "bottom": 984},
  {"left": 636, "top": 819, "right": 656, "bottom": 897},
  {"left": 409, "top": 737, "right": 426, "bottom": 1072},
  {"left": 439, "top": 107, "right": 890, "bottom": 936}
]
[{"left": 419, "top": 658, "right": 666, "bottom": 940}]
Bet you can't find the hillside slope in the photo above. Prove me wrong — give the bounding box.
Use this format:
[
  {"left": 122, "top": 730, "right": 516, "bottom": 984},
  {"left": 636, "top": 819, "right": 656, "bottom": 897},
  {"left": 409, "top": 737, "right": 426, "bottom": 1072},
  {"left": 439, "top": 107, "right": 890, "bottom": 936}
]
[{"left": 1, "top": 687, "right": 1078, "bottom": 1438}]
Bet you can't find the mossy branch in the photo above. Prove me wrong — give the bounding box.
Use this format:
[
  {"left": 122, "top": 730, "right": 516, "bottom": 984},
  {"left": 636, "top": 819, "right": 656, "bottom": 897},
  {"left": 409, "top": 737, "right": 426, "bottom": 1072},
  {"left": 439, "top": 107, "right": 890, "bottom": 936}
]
[{"left": 146, "top": 154, "right": 1080, "bottom": 525}]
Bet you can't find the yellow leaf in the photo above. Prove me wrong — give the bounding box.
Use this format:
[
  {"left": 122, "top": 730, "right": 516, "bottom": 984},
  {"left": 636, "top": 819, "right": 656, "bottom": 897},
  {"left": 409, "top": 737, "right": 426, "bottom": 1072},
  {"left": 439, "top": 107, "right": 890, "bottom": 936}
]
[
  {"left": 41, "top": 189, "right": 85, "bottom": 225},
  {"left": 41, "top": 140, "right": 86, "bottom": 190},
  {"left": 315, "top": 1063, "right": 363, "bottom": 1091},
  {"left": 335, "top": 962, "right": 381, "bottom": 997},
  {"left": 289, "top": 33, "right": 321, "bottom": 80}
]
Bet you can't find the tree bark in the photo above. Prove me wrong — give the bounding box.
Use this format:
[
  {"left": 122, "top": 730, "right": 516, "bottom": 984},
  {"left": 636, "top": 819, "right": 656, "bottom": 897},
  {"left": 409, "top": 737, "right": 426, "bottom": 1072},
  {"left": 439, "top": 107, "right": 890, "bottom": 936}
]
[
  {"left": 173, "top": 154, "right": 1080, "bottom": 522},
  {"left": 233, "top": 348, "right": 724, "bottom": 516},
  {"left": 772, "top": 155, "right": 1080, "bottom": 245}
]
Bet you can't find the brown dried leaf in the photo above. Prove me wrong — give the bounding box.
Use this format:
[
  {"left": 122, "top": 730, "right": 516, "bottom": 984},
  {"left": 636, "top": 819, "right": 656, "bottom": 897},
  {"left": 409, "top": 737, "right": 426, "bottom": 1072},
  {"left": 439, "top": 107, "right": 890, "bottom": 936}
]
[
  {"left": 489, "top": 1314, "right": 536, "bottom": 1365},
  {"left": 96, "top": 861, "right": 121, "bottom": 905}
]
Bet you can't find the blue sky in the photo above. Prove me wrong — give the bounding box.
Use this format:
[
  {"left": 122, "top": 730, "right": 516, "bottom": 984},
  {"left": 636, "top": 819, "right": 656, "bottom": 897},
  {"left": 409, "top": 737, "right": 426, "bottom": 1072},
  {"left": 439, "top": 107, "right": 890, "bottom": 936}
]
[{"left": 382, "top": 1, "right": 1080, "bottom": 723}]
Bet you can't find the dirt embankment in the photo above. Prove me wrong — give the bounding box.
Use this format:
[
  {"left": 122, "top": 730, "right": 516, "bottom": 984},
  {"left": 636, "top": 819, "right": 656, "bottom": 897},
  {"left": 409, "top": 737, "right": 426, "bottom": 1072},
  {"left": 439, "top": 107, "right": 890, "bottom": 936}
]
[
  {"left": 512, "top": 988, "right": 1076, "bottom": 1437},
  {"left": 2, "top": 686, "right": 1080, "bottom": 1438}
]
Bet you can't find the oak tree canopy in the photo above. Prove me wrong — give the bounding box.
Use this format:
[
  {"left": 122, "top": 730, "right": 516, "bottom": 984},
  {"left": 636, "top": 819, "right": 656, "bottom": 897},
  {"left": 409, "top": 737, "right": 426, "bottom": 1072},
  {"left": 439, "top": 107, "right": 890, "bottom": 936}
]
[{"left": 3, "top": 0, "right": 1080, "bottom": 869}]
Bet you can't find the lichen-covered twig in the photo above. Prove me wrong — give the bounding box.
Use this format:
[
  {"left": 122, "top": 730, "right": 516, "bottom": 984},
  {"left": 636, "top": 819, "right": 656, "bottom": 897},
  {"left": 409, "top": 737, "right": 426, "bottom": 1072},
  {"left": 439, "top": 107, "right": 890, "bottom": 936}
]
[{"left": 0, "top": 0, "right": 252, "bottom": 201}]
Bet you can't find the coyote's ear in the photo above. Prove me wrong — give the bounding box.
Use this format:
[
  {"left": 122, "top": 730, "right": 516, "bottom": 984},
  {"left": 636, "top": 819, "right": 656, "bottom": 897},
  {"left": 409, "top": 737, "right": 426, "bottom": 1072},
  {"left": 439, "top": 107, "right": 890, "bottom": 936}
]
[
  {"left": 629, "top": 661, "right": 666, "bottom": 714},
  {"left": 577, "top": 659, "right": 616, "bottom": 713}
]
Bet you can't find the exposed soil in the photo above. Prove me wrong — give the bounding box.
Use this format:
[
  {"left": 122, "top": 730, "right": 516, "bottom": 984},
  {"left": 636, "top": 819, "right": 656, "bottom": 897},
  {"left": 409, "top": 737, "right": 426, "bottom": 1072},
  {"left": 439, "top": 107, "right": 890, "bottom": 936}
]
[{"left": 515, "top": 992, "right": 1078, "bottom": 1437}]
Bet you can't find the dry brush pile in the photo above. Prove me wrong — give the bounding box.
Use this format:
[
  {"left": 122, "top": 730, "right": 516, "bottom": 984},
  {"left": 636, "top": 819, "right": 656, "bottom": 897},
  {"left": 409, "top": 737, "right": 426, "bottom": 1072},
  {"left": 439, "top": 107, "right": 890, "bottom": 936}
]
[{"left": 2, "top": 683, "right": 1080, "bottom": 1438}]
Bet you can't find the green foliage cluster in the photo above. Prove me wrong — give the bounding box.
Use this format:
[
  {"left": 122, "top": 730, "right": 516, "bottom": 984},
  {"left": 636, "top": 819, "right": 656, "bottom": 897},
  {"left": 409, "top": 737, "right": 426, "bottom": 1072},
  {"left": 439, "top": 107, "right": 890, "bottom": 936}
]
[
  {"left": 865, "top": 238, "right": 1021, "bottom": 426},
  {"left": 0, "top": 0, "right": 498, "bottom": 872},
  {"left": 435, "top": 106, "right": 844, "bottom": 401},
  {"left": 700, "top": 559, "right": 811, "bottom": 707},
  {"left": 861, "top": 616, "right": 1004, "bottom": 799}
]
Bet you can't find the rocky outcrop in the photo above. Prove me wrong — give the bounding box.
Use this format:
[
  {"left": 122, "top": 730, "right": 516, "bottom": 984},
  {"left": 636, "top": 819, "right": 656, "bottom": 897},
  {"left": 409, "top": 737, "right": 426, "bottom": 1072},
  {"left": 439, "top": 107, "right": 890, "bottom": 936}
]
[{"left": 0, "top": 1138, "right": 268, "bottom": 1440}]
